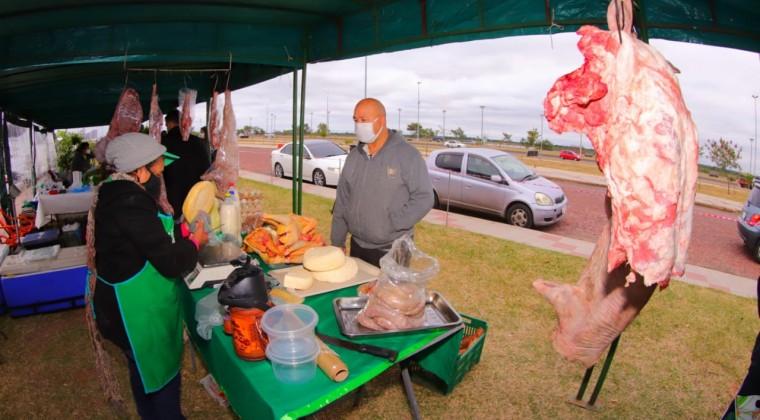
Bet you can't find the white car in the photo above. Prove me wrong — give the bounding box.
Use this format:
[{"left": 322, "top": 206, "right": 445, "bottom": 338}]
[
  {"left": 444, "top": 140, "right": 466, "bottom": 148},
  {"left": 271, "top": 140, "right": 348, "bottom": 186}
]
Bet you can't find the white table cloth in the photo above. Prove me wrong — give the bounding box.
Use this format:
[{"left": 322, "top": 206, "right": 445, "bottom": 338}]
[{"left": 35, "top": 191, "right": 95, "bottom": 228}]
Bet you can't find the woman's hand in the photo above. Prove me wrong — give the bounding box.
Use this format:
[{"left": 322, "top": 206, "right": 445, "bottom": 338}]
[{"left": 185, "top": 219, "right": 209, "bottom": 248}]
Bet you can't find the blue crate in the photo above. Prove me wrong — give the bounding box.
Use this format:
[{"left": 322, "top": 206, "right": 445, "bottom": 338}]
[{"left": 1, "top": 265, "right": 88, "bottom": 317}]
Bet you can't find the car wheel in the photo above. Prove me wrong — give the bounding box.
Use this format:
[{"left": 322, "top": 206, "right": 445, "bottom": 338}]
[
  {"left": 754, "top": 241, "right": 760, "bottom": 264},
  {"left": 313, "top": 169, "right": 326, "bottom": 186},
  {"left": 274, "top": 163, "right": 284, "bottom": 178},
  {"left": 506, "top": 203, "right": 533, "bottom": 229}
]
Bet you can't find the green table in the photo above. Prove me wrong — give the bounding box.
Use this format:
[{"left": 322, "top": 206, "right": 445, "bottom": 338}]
[{"left": 181, "top": 272, "right": 461, "bottom": 419}]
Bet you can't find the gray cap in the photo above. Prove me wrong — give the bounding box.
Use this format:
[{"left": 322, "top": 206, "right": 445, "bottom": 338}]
[{"left": 106, "top": 132, "right": 175, "bottom": 173}]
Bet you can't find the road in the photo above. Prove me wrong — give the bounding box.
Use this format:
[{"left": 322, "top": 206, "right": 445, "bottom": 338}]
[{"left": 240, "top": 147, "right": 758, "bottom": 280}]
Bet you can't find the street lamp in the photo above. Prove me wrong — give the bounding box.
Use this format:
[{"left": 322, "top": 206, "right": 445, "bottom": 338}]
[
  {"left": 442, "top": 109, "right": 446, "bottom": 140},
  {"left": 751, "top": 138, "right": 755, "bottom": 173},
  {"left": 753, "top": 94, "right": 758, "bottom": 175},
  {"left": 480, "top": 106, "right": 485, "bottom": 144},
  {"left": 398, "top": 108, "right": 401, "bottom": 132},
  {"left": 272, "top": 114, "right": 276, "bottom": 135},
  {"left": 310, "top": 112, "right": 313, "bottom": 132},
  {"left": 325, "top": 89, "right": 330, "bottom": 135},
  {"left": 539, "top": 113, "right": 545, "bottom": 150},
  {"left": 266, "top": 100, "right": 270, "bottom": 136},
  {"left": 416, "top": 81, "right": 421, "bottom": 141}
]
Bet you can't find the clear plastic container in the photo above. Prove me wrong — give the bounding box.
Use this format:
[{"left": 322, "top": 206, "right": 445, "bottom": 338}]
[
  {"left": 260, "top": 304, "right": 318, "bottom": 341},
  {"left": 266, "top": 336, "right": 320, "bottom": 384}
]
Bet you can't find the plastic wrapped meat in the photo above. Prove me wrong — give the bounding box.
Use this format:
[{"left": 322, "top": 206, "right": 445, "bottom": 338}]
[
  {"left": 209, "top": 91, "right": 221, "bottom": 149},
  {"left": 94, "top": 88, "right": 143, "bottom": 163},
  {"left": 149, "top": 84, "right": 163, "bottom": 143},
  {"left": 202, "top": 89, "right": 239, "bottom": 195},
  {"left": 179, "top": 88, "right": 197, "bottom": 142}
]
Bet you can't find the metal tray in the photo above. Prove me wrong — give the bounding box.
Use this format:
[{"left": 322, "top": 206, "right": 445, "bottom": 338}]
[{"left": 333, "top": 291, "right": 462, "bottom": 338}]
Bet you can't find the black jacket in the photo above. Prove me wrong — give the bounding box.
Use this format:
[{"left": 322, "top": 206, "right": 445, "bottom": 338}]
[
  {"left": 70, "top": 151, "right": 92, "bottom": 173},
  {"left": 161, "top": 127, "right": 211, "bottom": 218},
  {"left": 93, "top": 179, "right": 198, "bottom": 349}
]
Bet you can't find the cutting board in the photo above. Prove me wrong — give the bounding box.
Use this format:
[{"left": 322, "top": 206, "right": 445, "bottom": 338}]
[{"left": 268, "top": 257, "right": 380, "bottom": 298}]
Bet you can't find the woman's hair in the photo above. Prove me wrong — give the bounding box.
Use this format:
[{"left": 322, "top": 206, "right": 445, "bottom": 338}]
[{"left": 76, "top": 142, "right": 90, "bottom": 152}]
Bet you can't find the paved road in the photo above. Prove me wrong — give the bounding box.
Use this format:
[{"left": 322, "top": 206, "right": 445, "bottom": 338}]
[{"left": 239, "top": 147, "right": 759, "bottom": 280}]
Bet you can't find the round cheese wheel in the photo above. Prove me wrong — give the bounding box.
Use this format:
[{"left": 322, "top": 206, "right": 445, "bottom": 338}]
[
  {"left": 312, "top": 257, "right": 359, "bottom": 283},
  {"left": 303, "top": 246, "right": 345, "bottom": 272},
  {"left": 283, "top": 267, "right": 314, "bottom": 290}
]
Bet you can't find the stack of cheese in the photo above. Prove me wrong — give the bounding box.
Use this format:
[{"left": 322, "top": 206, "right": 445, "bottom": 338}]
[{"left": 284, "top": 246, "right": 359, "bottom": 290}]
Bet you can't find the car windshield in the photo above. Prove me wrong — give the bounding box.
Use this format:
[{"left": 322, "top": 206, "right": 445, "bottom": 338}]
[
  {"left": 306, "top": 142, "right": 347, "bottom": 158},
  {"left": 491, "top": 153, "right": 537, "bottom": 181},
  {"left": 749, "top": 185, "right": 760, "bottom": 207}
]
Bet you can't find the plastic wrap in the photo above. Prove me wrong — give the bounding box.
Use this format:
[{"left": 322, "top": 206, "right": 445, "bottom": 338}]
[
  {"left": 149, "top": 84, "right": 163, "bottom": 142},
  {"left": 195, "top": 288, "right": 225, "bottom": 340},
  {"left": 209, "top": 91, "right": 221, "bottom": 149},
  {"left": 201, "top": 89, "right": 239, "bottom": 196},
  {"left": 96, "top": 88, "right": 143, "bottom": 163},
  {"left": 356, "top": 235, "right": 440, "bottom": 331},
  {"left": 178, "top": 88, "right": 197, "bottom": 142}
]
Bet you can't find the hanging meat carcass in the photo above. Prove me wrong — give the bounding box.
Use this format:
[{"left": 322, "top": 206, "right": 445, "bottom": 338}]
[
  {"left": 149, "top": 84, "right": 163, "bottom": 143},
  {"left": 94, "top": 88, "right": 143, "bottom": 163},
  {"left": 179, "top": 88, "right": 197, "bottom": 142},
  {"left": 202, "top": 89, "right": 239, "bottom": 195},
  {"left": 209, "top": 90, "right": 221, "bottom": 149},
  {"left": 534, "top": 0, "right": 698, "bottom": 367}
]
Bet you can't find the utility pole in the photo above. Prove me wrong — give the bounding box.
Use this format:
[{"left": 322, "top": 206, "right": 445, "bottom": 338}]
[
  {"left": 398, "top": 108, "right": 401, "bottom": 132},
  {"left": 480, "top": 106, "right": 485, "bottom": 144},
  {"left": 539, "top": 113, "right": 545, "bottom": 151},
  {"left": 754, "top": 94, "right": 758, "bottom": 175},
  {"left": 416, "top": 81, "right": 421, "bottom": 141},
  {"left": 442, "top": 109, "right": 446, "bottom": 140},
  {"left": 325, "top": 89, "right": 330, "bottom": 135}
]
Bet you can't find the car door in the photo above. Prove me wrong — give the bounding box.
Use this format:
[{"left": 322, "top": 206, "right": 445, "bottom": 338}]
[
  {"left": 278, "top": 144, "right": 294, "bottom": 177},
  {"left": 428, "top": 152, "right": 464, "bottom": 206},
  {"left": 461, "top": 154, "right": 505, "bottom": 214}
]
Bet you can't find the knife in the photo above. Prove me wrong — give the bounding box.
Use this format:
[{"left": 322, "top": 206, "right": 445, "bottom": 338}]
[{"left": 316, "top": 333, "right": 399, "bottom": 362}]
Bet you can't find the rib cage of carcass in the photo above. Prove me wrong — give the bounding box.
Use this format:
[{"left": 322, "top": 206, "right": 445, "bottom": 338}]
[{"left": 533, "top": 0, "right": 698, "bottom": 368}]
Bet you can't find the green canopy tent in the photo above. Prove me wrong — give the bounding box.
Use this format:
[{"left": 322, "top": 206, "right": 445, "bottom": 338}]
[{"left": 1, "top": 0, "right": 758, "bottom": 214}]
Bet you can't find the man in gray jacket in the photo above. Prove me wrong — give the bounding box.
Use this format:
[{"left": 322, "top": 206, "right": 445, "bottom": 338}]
[{"left": 331, "top": 98, "right": 434, "bottom": 267}]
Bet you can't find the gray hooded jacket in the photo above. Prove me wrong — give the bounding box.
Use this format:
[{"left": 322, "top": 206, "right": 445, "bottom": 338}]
[{"left": 330, "top": 130, "right": 433, "bottom": 249}]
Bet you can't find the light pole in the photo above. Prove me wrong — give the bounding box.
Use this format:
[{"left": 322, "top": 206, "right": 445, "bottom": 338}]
[
  {"left": 266, "top": 100, "right": 270, "bottom": 136},
  {"left": 325, "top": 89, "right": 330, "bottom": 135},
  {"left": 480, "top": 106, "right": 485, "bottom": 144},
  {"left": 416, "top": 81, "right": 421, "bottom": 141},
  {"left": 310, "top": 112, "right": 313, "bottom": 132},
  {"left": 539, "top": 113, "right": 545, "bottom": 150},
  {"left": 442, "top": 109, "right": 446, "bottom": 140},
  {"left": 272, "top": 114, "right": 276, "bottom": 135},
  {"left": 753, "top": 94, "right": 758, "bottom": 175},
  {"left": 751, "top": 138, "right": 755, "bottom": 173},
  {"left": 398, "top": 108, "right": 401, "bottom": 132}
]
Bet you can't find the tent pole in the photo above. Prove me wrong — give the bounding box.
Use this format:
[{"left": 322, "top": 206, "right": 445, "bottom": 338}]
[
  {"left": 291, "top": 69, "right": 299, "bottom": 214},
  {"left": 297, "top": 60, "right": 308, "bottom": 215}
]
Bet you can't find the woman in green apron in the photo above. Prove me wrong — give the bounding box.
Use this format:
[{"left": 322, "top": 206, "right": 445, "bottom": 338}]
[{"left": 86, "top": 133, "right": 208, "bottom": 419}]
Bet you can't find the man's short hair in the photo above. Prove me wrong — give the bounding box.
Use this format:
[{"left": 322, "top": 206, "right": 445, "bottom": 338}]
[{"left": 165, "top": 109, "right": 181, "bottom": 124}]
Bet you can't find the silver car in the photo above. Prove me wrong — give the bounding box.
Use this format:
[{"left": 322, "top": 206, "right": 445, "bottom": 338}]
[
  {"left": 271, "top": 139, "right": 348, "bottom": 186},
  {"left": 427, "top": 148, "right": 567, "bottom": 228}
]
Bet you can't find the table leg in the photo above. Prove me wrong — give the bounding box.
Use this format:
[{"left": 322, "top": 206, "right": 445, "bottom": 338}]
[
  {"left": 400, "top": 361, "right": 421, "bottom": 420},
  {"left": 352, "top": 385, "right": 365, "bottom": 408}
]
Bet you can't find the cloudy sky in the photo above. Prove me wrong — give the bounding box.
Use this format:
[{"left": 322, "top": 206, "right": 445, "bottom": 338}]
[{"left": 228, "top": 32, "right": 760, "bottom": 172}]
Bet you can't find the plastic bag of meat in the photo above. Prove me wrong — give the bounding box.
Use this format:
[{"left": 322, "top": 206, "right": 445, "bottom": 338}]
[
  {"left": 149, "top": 84, "right": 163, "bottom": 143},
  {"left": 201, "top": 89, "right": 239, "bottom": 196},
  {"left": 356, "top": 235, "right": 440, "bottom": 332},
  {"left": 94, "top": 88, "right": 143, "bottom": 163},
  {"left": 178, "top": 88, "right": 197, "bottom": 142},
  {"left": 209, "top": 91, "right": 221, "bottom": 149}
]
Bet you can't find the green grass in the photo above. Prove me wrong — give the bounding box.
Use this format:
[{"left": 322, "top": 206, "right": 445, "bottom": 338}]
[{"left": 0, "top": 178, "right": 756, "bottom": 418}]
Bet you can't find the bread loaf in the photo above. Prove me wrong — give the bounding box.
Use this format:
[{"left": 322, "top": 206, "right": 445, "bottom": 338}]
[
  {"left": 303, "top": 246, "right": 345, "bottom": 272},
  {"left": 283, "top": 267, "right": 314, "bottom": 290},
  {"left": 312, "top": 257, "right": 359, "bottom": 283}
]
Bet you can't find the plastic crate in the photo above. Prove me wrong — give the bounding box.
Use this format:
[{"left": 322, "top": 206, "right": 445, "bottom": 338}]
[{"left": 410, "top": 314, "right": 487, "bottom": 394}]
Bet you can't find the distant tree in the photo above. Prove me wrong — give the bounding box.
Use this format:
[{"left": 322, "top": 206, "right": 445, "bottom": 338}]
[
  {"left": 252, "top": 126, "right": 265, "bottom": 135},
  {"left": 406, "top": 122, "right": 421, "bottom": 137},
  {"left": 450, "top": 127, "right": 465, "bottom": 139},
  {"left": 705, "top": 138, "right": 742, "bottom": 192},
  {"left": 540, "top": 139, "right": 554, "bottom": 150},
  {"left": 54, "top": 130, "right": 84, "bottom": 174},
  {"left": 502, "top": 132, "right": 513, "bottom": 142},
  {"left": 520, "top": 128, "right": 540, "bottom": 149},
  {"left": 316, "top": 123, "right": 329, "bottom": 137},
  {"left": 420, "top": 127, "right": 435, "bottom": 138}
]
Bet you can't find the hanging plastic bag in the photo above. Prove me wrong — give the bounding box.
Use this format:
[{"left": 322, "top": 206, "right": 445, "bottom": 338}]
[
  {"left": 356, "top": 235, "right": 439, "bottom": 331},
  {"left": 178, "top": 88, "right": 197, "bottom": 141},
  {"left": 201, "top": 89, "right": 239, "bottom": 196}
]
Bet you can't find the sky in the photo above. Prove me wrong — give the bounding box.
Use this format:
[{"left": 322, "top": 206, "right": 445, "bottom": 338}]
[{"left": 225, "top": 32, "right": 760, "bottom": 172}]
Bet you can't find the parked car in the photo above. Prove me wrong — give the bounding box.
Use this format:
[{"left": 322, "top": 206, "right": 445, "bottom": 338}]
[
  {"left": 739, "top": 177, "right": 753, "bottom": 189},
  {"left": 559, "top": 150, "right": 581, "bottom": 161},
  {"left": 427, "top": 148, "right": 567, "bottom": 228},
  {"left": 431, "top": 136, "right": 444, "bottom": 142},
  {"left": 444, "top": 140, "right": 466, "bottom": 148},
  {"left": 738, "top": 180, "right": 760, "bottom": 262},
  {"left": 271, "top": 139, "right": 348, "bottom": 186}
]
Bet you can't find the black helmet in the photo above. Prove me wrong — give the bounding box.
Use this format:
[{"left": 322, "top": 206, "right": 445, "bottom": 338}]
[{"left": 217, "top": 262, "right": 270, "bottom": 310}]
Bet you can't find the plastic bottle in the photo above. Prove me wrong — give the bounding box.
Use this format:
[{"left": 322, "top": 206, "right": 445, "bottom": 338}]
[
  {"left": 228, "top": 182, "right": 242, "bottom": 217},
  {"left": 219, "top": 184, "right": 241, "bottom": 241}
]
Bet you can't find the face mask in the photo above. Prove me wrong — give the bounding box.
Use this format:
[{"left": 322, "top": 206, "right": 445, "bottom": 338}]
[
  {"left": 143, "top": 173, "right": 161, "bottom": 199},
  {"left": 355, "top": 118, "right": 381, "bottom": 144}
]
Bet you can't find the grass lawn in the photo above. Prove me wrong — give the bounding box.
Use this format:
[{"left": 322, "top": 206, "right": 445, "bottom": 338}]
[{"left": 0, "top": 178, "right": 757, "bottom": 419}]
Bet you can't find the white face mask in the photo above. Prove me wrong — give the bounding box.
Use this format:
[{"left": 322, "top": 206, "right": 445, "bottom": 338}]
[{"left": 355, "top": 118, "right": 381, "bottom": 144}]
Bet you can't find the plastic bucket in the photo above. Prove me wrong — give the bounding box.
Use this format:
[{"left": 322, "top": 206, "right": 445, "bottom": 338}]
[
  {"left": 266, "top": 336, "right": 320, "bottom": 384},
  {"left": 261, "top": 304, "right": 318, "bottom": 341}
]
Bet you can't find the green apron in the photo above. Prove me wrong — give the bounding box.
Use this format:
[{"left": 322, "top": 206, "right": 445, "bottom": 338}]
[{"left": 98, "top": 212, "right": 183, "bottom": 393}]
